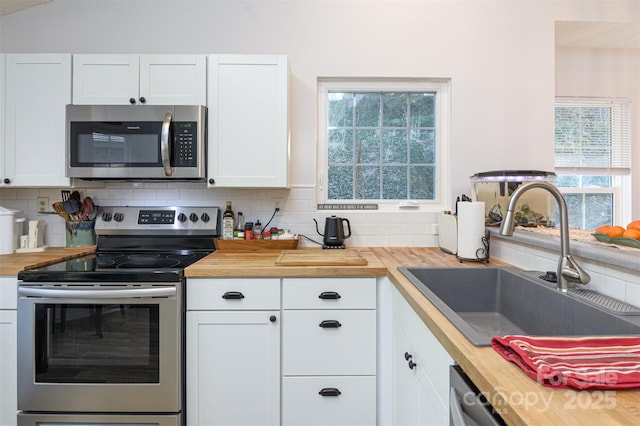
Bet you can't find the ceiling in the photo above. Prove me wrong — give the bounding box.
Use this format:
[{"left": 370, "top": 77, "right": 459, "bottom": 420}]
[
  {"left": 0, "top": 0, "right": 51, "bottom": 17},
  {"left": 1, "top": 2, "right": 639, "bottom": 50}
]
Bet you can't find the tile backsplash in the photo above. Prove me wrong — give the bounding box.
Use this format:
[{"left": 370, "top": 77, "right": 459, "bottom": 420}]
[{"left": 0, "top": 182, "right": 440, "bottom": 248}]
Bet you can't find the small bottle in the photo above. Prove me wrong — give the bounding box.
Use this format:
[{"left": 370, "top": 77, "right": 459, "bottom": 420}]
[
  {"left": 254, "top": 220, "right": 263, "bottom": 239},
  {"left": 235, "top": 212, "right": 244, "bottom": 233},
  {"left": 222, "top": 201, "right": 235, "bottom": 240}
]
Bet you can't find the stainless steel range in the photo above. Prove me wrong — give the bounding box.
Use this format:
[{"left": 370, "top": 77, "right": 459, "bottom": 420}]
[{"left": 16, "top": 206, "right": 220, "bottom": 426}]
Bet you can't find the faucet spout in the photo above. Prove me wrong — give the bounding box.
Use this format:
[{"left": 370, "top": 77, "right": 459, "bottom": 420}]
[{"left": 499, "top": 181, "right": 591, "bottom": 292}]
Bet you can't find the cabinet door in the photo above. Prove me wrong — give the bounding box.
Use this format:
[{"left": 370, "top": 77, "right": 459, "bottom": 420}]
[
  {"left": 207, "top": 54, "right": 289, "bottom": 187},
  {"left": 392, "top": 320, "right": 419, "bottom": 426},
  {"left": 72, "top": 54, "right": 139, "bottom": 105},
  {"left": 186, "top": 311, "right": 280, "bottom": 426},
  {"left": 0, "top": 310, "right": 17, "bottom": 426},
  {"left": 282, "top": 376, "right": 376, "bottom": 426},
  {"left": 139, "top": 54, "right": 206, "bottom": 105},
  {"left": 4, "top": 54, "right": 71, "bottom": 187},
  {"left": 283, "top": 310, "right": 376, "bottom": 376}
]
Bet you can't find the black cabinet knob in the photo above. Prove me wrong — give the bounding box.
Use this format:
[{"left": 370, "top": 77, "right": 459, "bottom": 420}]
[
  {"left": 319, "top": 388, "right": 341, "bottom": 397},
  {"left": 208, "top": 178, "right": 215, "bottom": 185},
  {"left": 129, "top": 97, "right": 136, "bottom": 104},
  {"left": 408, "top": 360, "right": 417, "bottom": 370},
  {"left": 222, "top": 291, "right": 244, "bottom": 300},
  {"left": 319, "top": 291, "right": 341, "bottom": 300},
  {"left": 404, "top": 352, "right": 412, "bottom": 361},
  {"left": 3, "top": 178, "right": 10, "bottom": 184},
  {"left": 319, "top": 320, "right": 342, "bottom": 328},
  {"left": 139, "top": 96, "right": 146, "bottom": 104},
  {"left": 270, "top": 315, "right": 277, "bottom": 323}
]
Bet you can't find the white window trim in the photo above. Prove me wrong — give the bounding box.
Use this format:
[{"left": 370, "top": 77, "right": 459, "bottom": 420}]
[{"left": 317, "top": 78, "right": 451, "bottom": 212}]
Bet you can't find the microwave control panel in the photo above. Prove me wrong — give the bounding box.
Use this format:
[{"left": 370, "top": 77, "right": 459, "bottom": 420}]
[{"left": 174, "top": 122, "right": 198, "bottom": 167}]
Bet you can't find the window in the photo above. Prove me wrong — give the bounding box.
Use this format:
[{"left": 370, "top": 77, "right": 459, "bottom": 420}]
[
  {"left": 554, "top": 98, "right": 632, "bottom": 230},
  {"left": 318, "top": 79, "right": 450, "bottom": 208}
]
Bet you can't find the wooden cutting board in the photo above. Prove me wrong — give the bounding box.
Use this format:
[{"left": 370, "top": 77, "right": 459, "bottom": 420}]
[{"left": 275, "top": 249, "right": 368, "bottom": 266}]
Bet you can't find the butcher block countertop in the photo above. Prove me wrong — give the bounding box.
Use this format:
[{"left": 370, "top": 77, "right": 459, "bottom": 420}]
[
  {"left": 2, "top": 246, "right": 638, "bottom": 424},
  {"left": 371, "top": 247, "right": 640, "bottom": 426},
  {"left": 0, "top": 246, "right": 96, "bottom": 275}
]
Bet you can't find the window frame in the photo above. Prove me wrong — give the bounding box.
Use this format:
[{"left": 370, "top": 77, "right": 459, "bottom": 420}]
[
  {"left": 317, "top": 78, "right": 451, "bottom": 211},
  {"left": 554, "top": 97, "right": 632, "bottom": 228}
]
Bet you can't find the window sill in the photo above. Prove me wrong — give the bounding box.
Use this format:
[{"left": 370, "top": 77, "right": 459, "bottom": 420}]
[{"left": 488, "top": 227, "right": 640, "bottom": 274}]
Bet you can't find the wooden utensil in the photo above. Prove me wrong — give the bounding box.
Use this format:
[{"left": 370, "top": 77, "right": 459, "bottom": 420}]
[{"left": 52, "top": 201, "right": 71, "bottom": 222}]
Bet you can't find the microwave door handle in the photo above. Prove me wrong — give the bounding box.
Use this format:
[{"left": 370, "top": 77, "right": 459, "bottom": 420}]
[
  {"left": 18, "top": 287, "right": 176, "bottom": 299},
  {"left": 161, "top": 112, "right": 174, "bottom": 176}
]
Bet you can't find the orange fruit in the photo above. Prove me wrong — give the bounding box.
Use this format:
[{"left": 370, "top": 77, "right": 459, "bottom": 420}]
[
  {"left": 623, "top": 228, "right": 640, "bottom": 240},
  {"left": 595, "top": 225, "right": 612, "bottom": 235},
  {"left": 607, "top": 225, "right": 626, "bottom": 238},
  {"left": 627, "top": 220, "right": 640, "bottom": 232}
]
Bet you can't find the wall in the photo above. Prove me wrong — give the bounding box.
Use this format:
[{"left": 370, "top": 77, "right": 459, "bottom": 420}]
[{"left": 1, "top": 0, "right": 638, "bottom": 247}]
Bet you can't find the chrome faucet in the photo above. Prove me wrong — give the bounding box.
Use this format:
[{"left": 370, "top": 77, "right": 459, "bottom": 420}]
[{"left": 499, "top": 181, "right": 591, "bottom": 292}]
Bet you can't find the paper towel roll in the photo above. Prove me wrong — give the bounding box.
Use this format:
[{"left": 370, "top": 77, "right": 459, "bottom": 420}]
[{"left": 457, "top": 201, "right": 487, "bottom": 260}]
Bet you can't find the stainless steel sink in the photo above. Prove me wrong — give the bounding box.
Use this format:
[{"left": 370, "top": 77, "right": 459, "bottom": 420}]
[{"left": 398, "top": 266, "right": 640, "bottom": 346}]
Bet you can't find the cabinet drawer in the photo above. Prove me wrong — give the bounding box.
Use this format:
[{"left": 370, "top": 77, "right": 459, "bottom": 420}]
[
  {"left": 187, "top": 278, "right": 280, "bottom": 310},
  {"left": 283, "top": 310, "right": 376, "bottom": 375},
  {"left": 283, "top": 278, "right": 376, "bottom": 309},
  {"left": 282, "top": 376, "right": 376, "bottom": 426}
]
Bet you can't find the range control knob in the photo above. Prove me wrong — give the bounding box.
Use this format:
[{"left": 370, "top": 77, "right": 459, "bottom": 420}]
[
  {"left": 101, "top": 212, "right": 113, "bottom": 222},
  {"left": 201, "top": 213, "right": 210, "bottom": 222},
  {"left": 189, "top": 213, "right": 199, "bottom": 223},
  {"left": 113, "top": 213, "right": 124, "bottom": 222},
  {"left": 177, "top": 213, "right": 187, "bottom": 223}
]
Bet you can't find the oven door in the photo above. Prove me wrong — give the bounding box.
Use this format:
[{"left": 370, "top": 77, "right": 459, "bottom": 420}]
[{"left": 17, "top": 283, "right": 182, "bottom": 413}]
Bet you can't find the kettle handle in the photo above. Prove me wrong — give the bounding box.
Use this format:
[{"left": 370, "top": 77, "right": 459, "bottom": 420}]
[{"left": 341, "top": 218, "right": 351, "bottom": 239}]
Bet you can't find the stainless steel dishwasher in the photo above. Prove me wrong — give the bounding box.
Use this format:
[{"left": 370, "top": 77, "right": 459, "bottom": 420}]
[{"left": 450, "top": 365, "right": 506, "bottom": 426}]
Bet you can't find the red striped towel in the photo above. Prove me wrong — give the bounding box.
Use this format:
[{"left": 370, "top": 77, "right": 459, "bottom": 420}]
[{"left": 491, "top": 335, "right": 640, "bottom": 390}]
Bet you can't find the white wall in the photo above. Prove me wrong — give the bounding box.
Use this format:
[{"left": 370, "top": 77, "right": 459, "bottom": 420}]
[{"left": 1, "top": 0, "right": 638, "bottom": 247}]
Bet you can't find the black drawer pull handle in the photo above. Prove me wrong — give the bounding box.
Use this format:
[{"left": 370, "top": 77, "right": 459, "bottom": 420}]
[
  {"left": 222, "top": 291, "right": 245, "bottom": 300},
  {"left": 319, "top": 388, "right": 341, "bottom": 397},
  {"left": 319, "top": 320, "right": 342, "bottom": 328},
  {"left": 319, "top": 291, "right": 341, "bottom": 300}
]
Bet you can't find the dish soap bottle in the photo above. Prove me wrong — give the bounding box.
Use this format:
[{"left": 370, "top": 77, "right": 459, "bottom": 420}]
[{"left": 223, "top": 201, "right": 235, "bottom": 240}]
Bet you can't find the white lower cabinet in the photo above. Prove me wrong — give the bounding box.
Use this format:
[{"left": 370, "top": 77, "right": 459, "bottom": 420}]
[
  {"left": 391, "top": 283, "right": 453, "bottom": 426},
  {"left": 186, "top": 278, "right": 280, "bottom": 426},
  {"left": 0, "top": 276, "right": 17, "bottom": 426},
  {"left": 282, "top": 376, "right": 377, "bottom": 426},
  {"left": 282, "top": 278, "right": 377, "bottom": 426}
]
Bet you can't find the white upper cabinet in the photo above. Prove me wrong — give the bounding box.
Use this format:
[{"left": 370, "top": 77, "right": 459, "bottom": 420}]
[
  {"left": 2, "top": 54, "right": 71, "bottom": 187},
  {"left": 207, "top": 54, "right": 289, "bottom": 188},
  {"left": 0, "top": 54, "right": 5, "bottom": 186},
  {"left": 73, "top": 54, "right": 206, "bottom": 105}
]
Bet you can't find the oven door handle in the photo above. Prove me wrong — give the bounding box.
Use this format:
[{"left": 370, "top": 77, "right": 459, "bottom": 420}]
[
  {"left": 161, "top": 111, "right": 174, "bottom": 177},
  {"left": 18, "top": 287, "right": 176, "bottom": 299}
]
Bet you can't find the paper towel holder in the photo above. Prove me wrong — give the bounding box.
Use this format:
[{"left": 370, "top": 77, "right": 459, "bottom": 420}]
[{"left": 456, "top": 230, "right": 490, "bottom": 263}]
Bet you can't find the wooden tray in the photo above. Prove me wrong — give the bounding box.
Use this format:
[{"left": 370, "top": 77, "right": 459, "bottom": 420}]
[
  {"left": 214, "top": 238, "right": 299, "bottom": 251},
  {"left": 275, "top": 249, "right": 368, "bottom": 266}
]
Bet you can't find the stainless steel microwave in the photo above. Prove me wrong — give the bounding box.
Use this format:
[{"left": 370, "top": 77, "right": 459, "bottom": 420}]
[{"left": 66, "top": 105, "right": 206, "bottom": 180}]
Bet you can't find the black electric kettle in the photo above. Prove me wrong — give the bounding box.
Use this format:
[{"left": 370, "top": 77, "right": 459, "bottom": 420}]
[{"left": 313, "top": 216, "right": 351, "bottom": 248}]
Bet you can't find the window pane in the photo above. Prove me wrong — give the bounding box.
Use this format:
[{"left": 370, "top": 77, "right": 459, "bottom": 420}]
[
  {"left": 328, "top": 129, "right": 353, "bottom": 164},
  {"left": 582, "top": 175, "right": 611, "bottom": 187},
  {"left": 383, "top": 166, "right": 407, "bottom": 199},
  {"left": 410, "top": 129, "right": 436, "bottom": 164},
  {"left": 355, "top": 129, "right": 380, "bottom": 164},
  {"left": 355, "top": 165, "right": 380, "bottom": 199},
  {"left": 563, "top": 194, "right": 584, "bottom": 229},
  {"left": 355, "top": 93, "right": 380, "bottom": 127},
  {"left": 328, "top": 93, "right": 353, "bottom": 127},
  {"left": 410, "top": 166, "right": 435, "bottom": 199},
  {"left": 382, "top": 129, "right": 407, "bottom": 163},
  {"left": 410, "top": 93, "right": 436, "bottom": 127},
  {"left": 383, "top": 93, "right": 408, "bottom": 127},
  {"left": 328, "top": 165, "right": 353, "bottom": 199},
  {"left": 585, "top": 193, "right": 613, "bottom": 231},
  {"left": 556, "top": 175, "right": 579, "bottom": 187}
]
